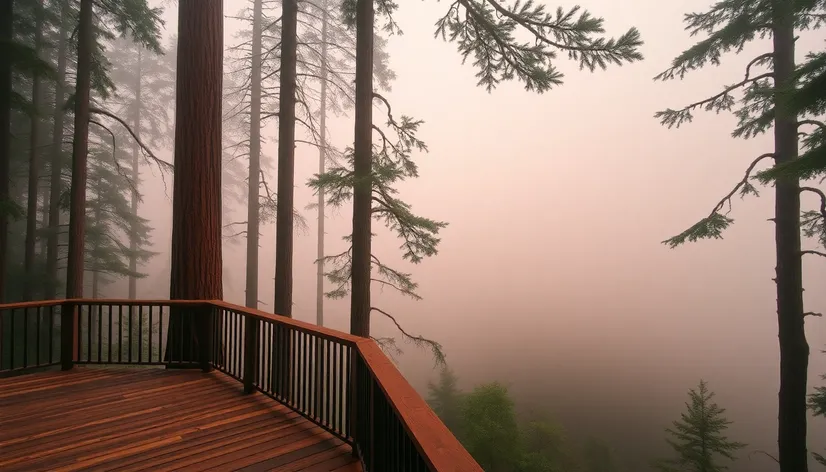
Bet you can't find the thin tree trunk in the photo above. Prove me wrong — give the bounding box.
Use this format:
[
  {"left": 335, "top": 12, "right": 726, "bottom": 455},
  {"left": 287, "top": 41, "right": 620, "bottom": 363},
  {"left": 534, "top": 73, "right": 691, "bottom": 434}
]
[
  {"left": 91, "top": 184, "right": 100, "bottom": 299},
  {"left": 274, "top": 0, "right": 298, "bottom": 318},
  {"left": 39, "top": 195, "right": 47, "bottom": 256},
  {"left": 314, "top": 0, "right": 330, "bottom": 415},
  {"left": 65, "top": 0, "right": 94, "bottom": 300},
  {"left": 0, "top": 0, "right": 13, "bottom": 303},
  {"left": 316, "top": 0, "right": 328, "bottom": 328},
  {"left": 128, "top": 48, "right": 142, "bottom": 300},
  {"left": 243, "top": 0, "right": 264, "bottom": 394},
  {"left": 166, "top": 0, "right": 223, "bottom": 364},
  {"left": 46, "top": 0, "right": 68, "bottom": 300},
  {"left": 23, "top": 0, "right": 45, "bottom": 301},
  {"left": 245, "top": 0, "right": 263, "bottom": 309},
  {"left": 772, "top": 2, "right": 808, "bottom": 470},
  {"left": 350, "top": 0, "right": 374, "bottom": 337}
]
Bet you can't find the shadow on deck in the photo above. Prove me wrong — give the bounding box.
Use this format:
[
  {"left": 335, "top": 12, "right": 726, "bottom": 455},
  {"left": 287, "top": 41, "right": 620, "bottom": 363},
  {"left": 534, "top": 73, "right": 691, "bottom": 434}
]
[{"left": 0, "top": 368, "right": 361, "bottom": 472}]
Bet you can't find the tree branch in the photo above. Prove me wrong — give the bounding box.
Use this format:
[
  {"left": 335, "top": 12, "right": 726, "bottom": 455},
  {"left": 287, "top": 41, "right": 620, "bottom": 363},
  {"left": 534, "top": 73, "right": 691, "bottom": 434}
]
[{"left": 371, "top": 306, "right": 445, "bottom": 365}]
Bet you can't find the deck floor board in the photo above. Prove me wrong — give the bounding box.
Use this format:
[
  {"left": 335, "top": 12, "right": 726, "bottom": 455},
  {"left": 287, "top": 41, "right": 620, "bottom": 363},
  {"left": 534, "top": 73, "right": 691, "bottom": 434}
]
[{"left": 0, "top": 368, "right": 361, "bottom": 472}]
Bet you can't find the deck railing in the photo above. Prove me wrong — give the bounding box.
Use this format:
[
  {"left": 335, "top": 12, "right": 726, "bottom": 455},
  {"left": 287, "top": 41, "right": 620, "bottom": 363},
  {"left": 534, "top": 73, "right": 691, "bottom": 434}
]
[{"left": 0, "top": 298, "right": 480, "bottom": 472}]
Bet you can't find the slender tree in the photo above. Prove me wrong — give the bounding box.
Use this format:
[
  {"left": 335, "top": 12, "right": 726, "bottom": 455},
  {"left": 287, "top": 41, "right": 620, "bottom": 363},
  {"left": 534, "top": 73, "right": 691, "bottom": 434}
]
[
  {"left": 128, "top": 47, "right": 142, "bottom": 300},
  {"left": 349, "top": 0, "right": 373, "bottom": 337},
  {"left": 0, "top": 0, "right": 13, "bottom": 302},
  {"left": 245, "top": 0, "right": 263, "bottom": 310},
  {"left": 22, "top": 0, "right": 44, "bottom": 301},
  {"left": 655, "top": 3, "right": 824, "bottom": 469},
  {"left": 654, "top": 380, "right": 745, "bottom": 472},
  {"left": 316, "top": 0, "right": 329, "bottom": 327},
  {"left": 64, "top": 0, "right": 94, "bottom": 300},
  {"left": 45, "top": 0, "right": 68, "bottom": 300},
  {"left": 273, "top": 0, "right": 299, "bottom": 317},
  {"left": 167, "top": 0, "right": 224, "bottom": 360}
]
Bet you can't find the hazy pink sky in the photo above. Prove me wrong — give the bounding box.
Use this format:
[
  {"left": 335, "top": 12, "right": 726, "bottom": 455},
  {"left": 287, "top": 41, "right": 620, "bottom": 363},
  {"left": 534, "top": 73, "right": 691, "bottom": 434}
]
[{"left": 125, "top": 0, "right": 826, "bottom": 464}]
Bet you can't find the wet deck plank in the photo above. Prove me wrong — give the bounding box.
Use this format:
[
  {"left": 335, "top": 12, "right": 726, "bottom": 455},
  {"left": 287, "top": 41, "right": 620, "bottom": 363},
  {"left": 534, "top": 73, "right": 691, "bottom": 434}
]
[{"left": 0, "top": 367, "right": 362, "bottom": 472}]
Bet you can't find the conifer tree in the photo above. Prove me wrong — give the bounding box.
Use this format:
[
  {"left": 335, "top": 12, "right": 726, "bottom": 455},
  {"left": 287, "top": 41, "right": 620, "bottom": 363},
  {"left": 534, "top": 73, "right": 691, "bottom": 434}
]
[
  {"left": 65, "top": 0, "right": 164, "bottom": 299},
  {"left": 654, "top": 3, "right": 824, "bottom": 469},
  {"left": 105, "top": 35, "right": 176, "bottom": 299},
  {"left": 427, "top": 367, "right": 464, "bottom": 434},
  {"left": 654, "top": 380, "right": 745, "bottom": 472},
  {"left": 0, "top": 1, "right": 14, "bottom": 302}
]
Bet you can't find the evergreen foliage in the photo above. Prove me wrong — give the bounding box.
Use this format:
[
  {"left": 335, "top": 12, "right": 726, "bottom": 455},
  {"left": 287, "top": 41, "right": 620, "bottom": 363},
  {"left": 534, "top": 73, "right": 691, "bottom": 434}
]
[
  {"left": 341, "top": 0, "right": 643, "bottom": 92},
  {"left": 756, "top": 45, "right": 826, "bottom": 183},
  {"left": 427, "top": 367, "right": 464, "bottom": 434},
  {"left": 654, "top": 380, "right": 745, "bottom": 472},
  {"left": 1, "top": 0, "right": 166, "bottom": 301},
  {"left": 425, "top": 369, "right": 623, "bottom": 472},
  {"left": 655, "top": 0, "right": 825, "bottom": 247},
  {"left": 308, "top": 93, "right": 447, "bottom": 362}
]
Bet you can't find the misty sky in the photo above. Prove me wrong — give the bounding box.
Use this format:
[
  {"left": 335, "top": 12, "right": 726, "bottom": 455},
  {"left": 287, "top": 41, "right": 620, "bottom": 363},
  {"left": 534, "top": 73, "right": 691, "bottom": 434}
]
[{"left": 121, "top": 0, "right": 826, "bottom": 465}]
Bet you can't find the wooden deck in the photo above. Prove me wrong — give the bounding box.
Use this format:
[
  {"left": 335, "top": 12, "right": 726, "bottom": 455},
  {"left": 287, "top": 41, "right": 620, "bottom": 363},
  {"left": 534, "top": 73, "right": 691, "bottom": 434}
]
[{"left": 0, "top": 368, "right": 362, "bottom": 472}]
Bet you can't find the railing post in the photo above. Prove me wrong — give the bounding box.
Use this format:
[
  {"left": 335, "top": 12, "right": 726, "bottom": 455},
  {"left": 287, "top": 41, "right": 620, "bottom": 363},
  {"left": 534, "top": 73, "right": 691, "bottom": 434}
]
[
  {"left": 350, "top": 349, "right": 360, "bottom": 457},
  {"left": 198, "top": 303, "right": 213, "bottom": 372},
  {"left": 60, "top": 301, "right": 77, "bottom": 371},
  {"left": 243, "top": 313, "right": 256, "bottom": 394}
]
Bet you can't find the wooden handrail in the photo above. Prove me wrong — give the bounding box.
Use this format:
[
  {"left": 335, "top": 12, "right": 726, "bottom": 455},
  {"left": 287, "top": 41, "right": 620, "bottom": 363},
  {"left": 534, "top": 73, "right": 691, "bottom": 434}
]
[
  {"left": 209, "top": 300, "right": 363, "bottom": 345},
  {"left": 0, "top": 299, "right": 64, "bottom": 309},
  {"left": 354, "top": 339, "right": 482, "bottom": 472}
]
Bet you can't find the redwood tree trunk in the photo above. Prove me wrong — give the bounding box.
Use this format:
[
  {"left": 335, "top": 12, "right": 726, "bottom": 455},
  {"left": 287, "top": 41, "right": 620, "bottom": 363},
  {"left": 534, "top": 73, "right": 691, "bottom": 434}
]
[
  {"left": 273, "top": 0, "right": 298, "bottom": 318},
  {"left": 349, "top": 0, "right": 374, "bottom": 337},
  {"left": 46, "top": 1, "right": 69, "bottom": 300},
  {"left": 316, "top": 0, "right": 328, "bottom": 328},
  {"left": 245, "top": 0, "right": 263, "bottom": 310},
  {"left": 772, "top": 3, "right": 808, "bottom": 471},
  {"left": 23, "top": 0, "right": 44, "bottom": 301},
  {"left": 128, "top": 49, "right": 142, "bottom": 300},
  {"left": 0, "top": 0, "right": 13, "bottom": 303},
  {"left": 65, "top": 0, "right": 94, "bottom": 300},
  {"left": 166, "top": 0, "right": 224, "bottom": 364}
]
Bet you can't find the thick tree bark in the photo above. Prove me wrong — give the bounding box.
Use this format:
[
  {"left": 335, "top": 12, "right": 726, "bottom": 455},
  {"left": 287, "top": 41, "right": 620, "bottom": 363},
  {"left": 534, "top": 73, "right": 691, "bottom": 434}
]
[
  {"left": 65, "top": 0, "right": 94, "bottom": 300},
  {"left": 245, "top": 0, "right": 263, "bottom": 309},
  {"left": 166, "top": 0, "right": 223, "bottom": 364},
  {"left": 46, "top": 1, "right": 68, "bottom": 300},
  {"left": 0, "top": 0, "right": 13, "bottom": 303},
  {"left": 274, "top": 0, "right": 298, "bottom": 318},
  {"left": 316, "top": 0, "right": 328, "bottom": 328},
  {"left": 128, "top": 49, "right": 142, "bottom": 300},
  {"left": 23, "top": 0, "right": 45, "bottom": 302},
  {"left": 772, "top": 3, "right": 808, "bottom": 471},
  {"left": 350, "top": 0, "right": 374, "bottom": 337}
]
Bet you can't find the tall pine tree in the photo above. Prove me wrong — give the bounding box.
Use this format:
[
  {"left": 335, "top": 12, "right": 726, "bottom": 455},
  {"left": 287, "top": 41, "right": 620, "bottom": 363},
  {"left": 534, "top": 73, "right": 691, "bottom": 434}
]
[{"left": 655, "top": 2, "right": 825, "bottom": 469}]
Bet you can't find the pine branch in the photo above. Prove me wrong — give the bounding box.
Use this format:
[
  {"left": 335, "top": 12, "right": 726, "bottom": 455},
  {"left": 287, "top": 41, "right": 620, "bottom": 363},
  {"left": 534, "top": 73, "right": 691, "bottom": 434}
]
[
  {"left": 664, "top": 153, "right": 774, "bottom": 248},
  {"left": 802, "top": 250, "right": 826, "bottom": 258},
  {"left": 88, "top": 106, "right": 173, "bottom": 172},
  {"left": 88, "top": 119, "right": 141, "bottom": 202},
  {"left": 371, "top": 306, "right": 445, "bottom": 366},
  {"left": 655, "top": 71, "right": 774, "bottom": 129},
  {"left": 801, "top": 186, "right": 826, "bottom": 220}
]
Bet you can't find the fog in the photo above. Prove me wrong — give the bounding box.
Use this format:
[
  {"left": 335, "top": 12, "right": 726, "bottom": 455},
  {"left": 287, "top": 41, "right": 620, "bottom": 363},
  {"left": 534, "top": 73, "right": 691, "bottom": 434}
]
[{"left": 104, "top": 0, "right": 826, "bottom": 470}]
